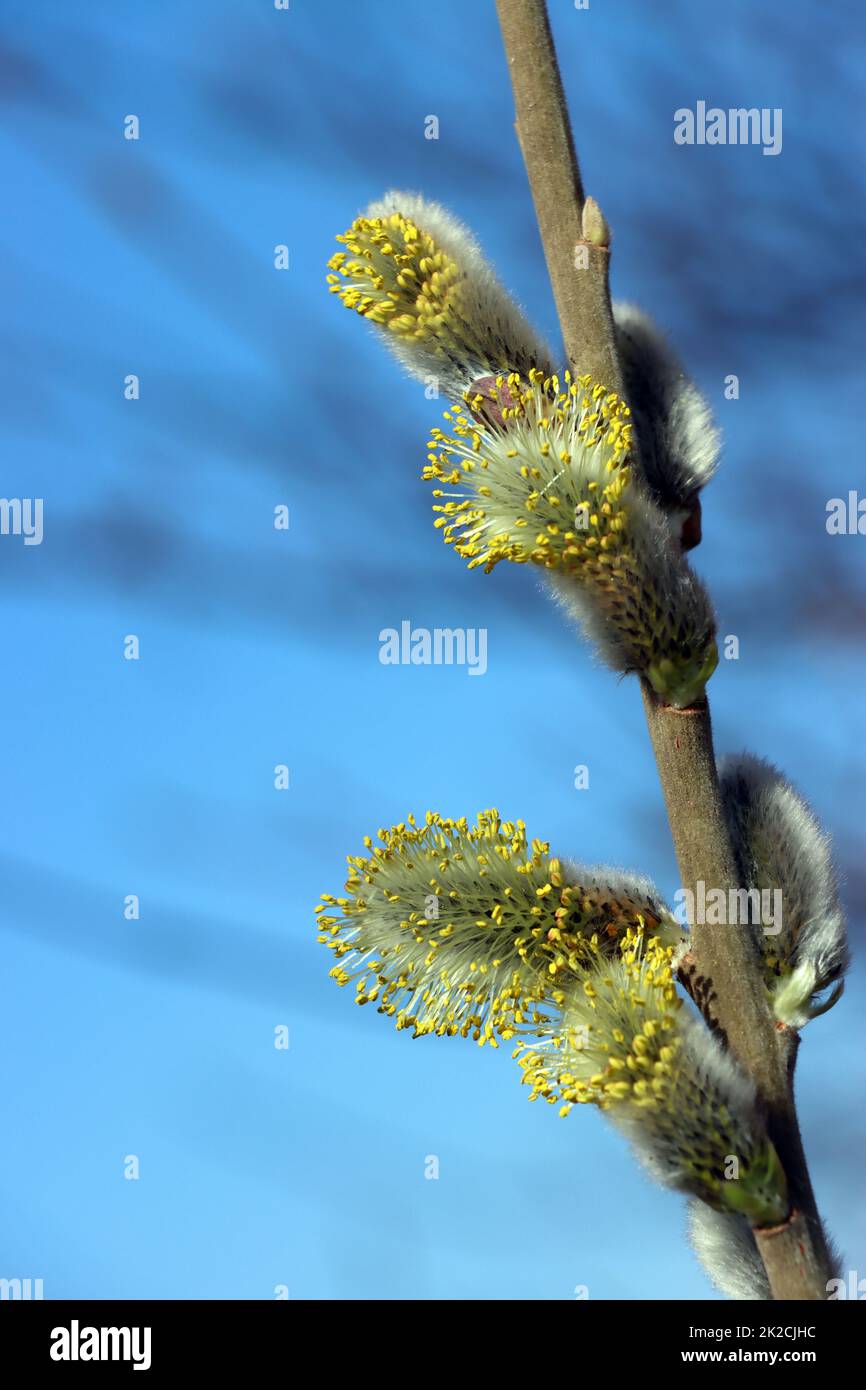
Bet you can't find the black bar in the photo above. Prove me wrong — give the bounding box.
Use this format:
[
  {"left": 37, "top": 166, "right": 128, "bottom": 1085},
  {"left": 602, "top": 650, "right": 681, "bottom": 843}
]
[{"left": 1, "top": 1297, "right": 862, "bottom": 1375}]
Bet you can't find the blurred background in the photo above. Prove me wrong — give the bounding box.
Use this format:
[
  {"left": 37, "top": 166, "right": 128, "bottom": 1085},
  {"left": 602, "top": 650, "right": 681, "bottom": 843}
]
[{"left": 1, "top": 0, "right": 863, "bottom": 1300}]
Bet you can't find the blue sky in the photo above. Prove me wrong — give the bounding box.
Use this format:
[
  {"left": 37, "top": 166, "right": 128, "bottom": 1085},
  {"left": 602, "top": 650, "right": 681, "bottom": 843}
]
[{"left": 0, "top": 0, "right": 863, "bottom": 1299}]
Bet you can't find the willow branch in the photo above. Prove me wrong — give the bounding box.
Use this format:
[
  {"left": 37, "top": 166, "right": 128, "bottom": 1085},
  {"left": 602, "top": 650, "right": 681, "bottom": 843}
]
[
  {"left": 642, "top": 684, "right": 833, "bottom": 1297},
  {"left": 495, "top": 0, "right": 832, "bottom": 1300},
  {"left": 495, "top": 0, "right": 620, "bottom": 392}
]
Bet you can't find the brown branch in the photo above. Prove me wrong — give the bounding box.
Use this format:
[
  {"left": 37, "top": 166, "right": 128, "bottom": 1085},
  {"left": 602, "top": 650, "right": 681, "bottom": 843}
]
[
  {"left": 639, "top": 687, "right": 775, "bottom": 1093},
  {"left": 642, "top": 683, "right": 833, "bottom": 1297},
  {"left": 754, "top": 1209, "right": 832, "bottom": 1302},
  {"left": 495, "top": 0, "right": 621, "bottom": 392},
  {"left": 495, "top": 0, "right": 833, "bottom": 1300}
]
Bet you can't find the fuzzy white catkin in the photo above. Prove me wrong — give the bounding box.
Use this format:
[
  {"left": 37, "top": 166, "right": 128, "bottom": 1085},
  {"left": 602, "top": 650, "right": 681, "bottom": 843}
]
[
  {"left": 426, "top": 369, "right": 719, "bottom": 708},
  {"left": 609, "top": 1012, "right": 783, "bottom": 1220},
  {"left": 546, "top": 483, "right": 717, "bottom": 695},
  {"left": 688, "top": 1204, "right": 772, "bottom": 1300},
  {"left": 358, "top": 191, "right": 555, "bottom": 398},
  {"left": 318, "top": 808, "right": 682, "bottom": 1041},
  {"left": 614, "top": 301, "right": 720, "bottom": 513},
  {"left": 719, "top": 754, "right": 848, "bottom": 1028},
  {"left": 519, "top": 938, "right": 788, "bottom": 1224}
]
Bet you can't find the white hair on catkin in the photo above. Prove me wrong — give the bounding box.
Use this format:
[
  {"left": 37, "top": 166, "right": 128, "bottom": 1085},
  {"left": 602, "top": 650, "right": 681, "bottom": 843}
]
[
  {"left": 688, "top": 1204, "right": 771, "bottom": 1300},
  {"left": 317, "top": 809, "right": 684, "bottom": 1044},
  {"left": 614, "top": 301, "right": 720, "bottom": 512},
  {"left": 719, "top": 754, "right": 848, "bottom": 1028},
  {"left": 611, "top": 1012, "right": 762, "bottom": 1198},
  {"left": 544, "top": 484, "right": 716, "bottom": 683},
  {"left": 363, "top": 190, "right": 555, "bottom": 397}
]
